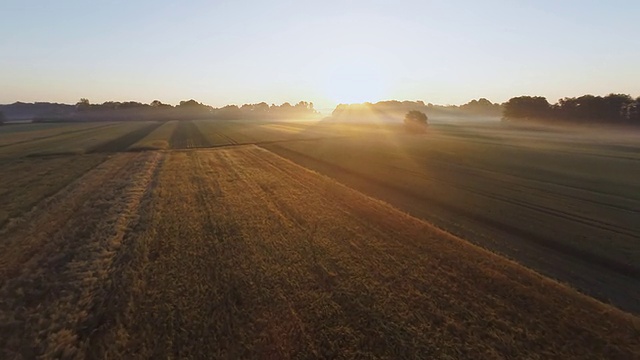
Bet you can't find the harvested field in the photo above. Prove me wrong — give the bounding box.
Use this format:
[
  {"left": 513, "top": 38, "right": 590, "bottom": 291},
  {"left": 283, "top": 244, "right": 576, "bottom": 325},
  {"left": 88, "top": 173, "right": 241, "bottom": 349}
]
[
  {"left": 194, "top": 120, "right": 339, "bottom": 145},
  {"left": 1, "top": 120, "right": 637, "bottom": 316},
  {"left": 192, "top": 119, "right": 238, "bottom": 146},
  {"left": 183, "top": 120, "right": 256, "bottom": 144},
  {"left": 0, "top": 122, "right": 112, "bottom": 147},
  {"left": 1, "top": 120, "right": 639, "bottom": 358},
  {"left": 0, "top": 146, "right": 638, "bottom": 359},
  {"left": 0, "top": 152, "right": 162, "bottom": 358},
  {"left": 88, "top": 121, "right": 162, "bottom": 153},
  {"left": 260, "top": 121, "right": 640, "bottom": 313},
  {"left": 128, "top": 121, "right": 179, "bottom": 150},
  {"left": 0, "top": 122, "right": 154, "bottom": 158},
  {"left": 170, "top": 120, "right": 211, "bottom": 149},
  {"left": 0, "top": 155, "right": 107, "bottom": 226}
]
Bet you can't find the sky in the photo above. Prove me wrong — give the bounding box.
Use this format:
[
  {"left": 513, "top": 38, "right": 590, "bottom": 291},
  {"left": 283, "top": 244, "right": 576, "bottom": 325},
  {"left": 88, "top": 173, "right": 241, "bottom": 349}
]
[{"left": 1, "top": 0, "right": 639, "bottom": 111}]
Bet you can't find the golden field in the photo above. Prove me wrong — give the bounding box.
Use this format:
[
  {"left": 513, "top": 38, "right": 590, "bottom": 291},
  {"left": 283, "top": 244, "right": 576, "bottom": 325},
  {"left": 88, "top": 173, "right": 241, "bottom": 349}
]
[{"left": 0, "top": 120, "right": 638, "bottom": 358}]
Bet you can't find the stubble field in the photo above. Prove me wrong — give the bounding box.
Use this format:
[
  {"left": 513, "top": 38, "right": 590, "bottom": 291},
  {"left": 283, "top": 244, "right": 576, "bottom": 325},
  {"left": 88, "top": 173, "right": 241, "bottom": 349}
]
[
  {"left": 261, "top": 121, "right": 640, "bottom": 312},
  {"left": 0, "top": 119, "right": 638, "bottom": 358}
]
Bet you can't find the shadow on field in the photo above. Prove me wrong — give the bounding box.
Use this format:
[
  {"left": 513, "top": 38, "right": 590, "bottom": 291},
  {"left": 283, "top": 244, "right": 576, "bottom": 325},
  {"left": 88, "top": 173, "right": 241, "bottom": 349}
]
[
  {"left": 0, "top": 123, "right": 115, "bottom": 149},
  {"left": 170, "top": 121, "right": 210, "bottom": 149},
  {"left": 89, "top": 122, "right": 163, "bottom": 153}
]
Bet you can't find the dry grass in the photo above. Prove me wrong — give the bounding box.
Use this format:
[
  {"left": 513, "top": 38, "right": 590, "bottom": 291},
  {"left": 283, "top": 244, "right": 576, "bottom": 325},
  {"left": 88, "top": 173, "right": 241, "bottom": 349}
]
[
  {"left": 0, "top": 122, "right": 111, "bottom": 147},
  {"left": 0, "top": 122, "right": 153, "bottom": 158},
  {"left": 0, "top": 152, "right": 162, "bottom": 358},
  {"left": 1, "top": 145, "right": 638, "bottom": 359},
  {"left": 169, "top": 120, "right": 212, "bottom": 148},
  {"left": 128, "top": 121, "right": 178, "bottom": 151},
  {"left": 87, "top": 146, "right": 637, "bottom": 359},
  {"left": 193, "top": 119, "right": 241, "bottom": 146},
  {"left": 261, "top": 122, "right": 640, "bottom": 312},
  {"left": 0, "top": 155, "right": 107, "bottom": 226}
]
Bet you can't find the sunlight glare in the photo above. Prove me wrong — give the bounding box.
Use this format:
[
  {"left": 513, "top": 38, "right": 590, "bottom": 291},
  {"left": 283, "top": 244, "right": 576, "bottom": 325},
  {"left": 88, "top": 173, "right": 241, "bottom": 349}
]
[{"left": 321, "top": 62, "right": 388, "bottom": 105}]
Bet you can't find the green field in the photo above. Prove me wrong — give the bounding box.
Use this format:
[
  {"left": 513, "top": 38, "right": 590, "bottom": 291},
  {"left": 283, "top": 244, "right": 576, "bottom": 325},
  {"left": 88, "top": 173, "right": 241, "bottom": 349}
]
[{"left": 0, "top": 119, "right": 638, "bottom": 358}]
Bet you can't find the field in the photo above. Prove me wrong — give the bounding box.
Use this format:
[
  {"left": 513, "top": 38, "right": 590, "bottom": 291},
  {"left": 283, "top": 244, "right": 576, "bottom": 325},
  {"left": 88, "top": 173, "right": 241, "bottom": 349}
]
[
  {"left": 0, "top": 119, "right": 638, "bottom": 358},
  {"left": 0, "top": 154, "right": 107, "bottom": 226},
  {"left": 0, "top": 122, "right": 111, "bottom": 147},
  {"left": 261, "top": 121, "right": 640, "bottom": 312},
  {"left": 0, "top": 122, "right": 162, "bottom": 158}
]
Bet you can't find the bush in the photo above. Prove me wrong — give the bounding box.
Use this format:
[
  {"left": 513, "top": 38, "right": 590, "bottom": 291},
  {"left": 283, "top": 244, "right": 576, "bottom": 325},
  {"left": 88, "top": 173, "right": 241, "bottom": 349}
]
[{"left": 404, "top": 110, "right": 428, "bottom": 133}]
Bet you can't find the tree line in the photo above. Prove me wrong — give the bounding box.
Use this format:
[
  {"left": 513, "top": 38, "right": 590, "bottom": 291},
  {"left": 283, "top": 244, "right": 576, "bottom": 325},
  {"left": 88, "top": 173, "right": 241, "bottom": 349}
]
[
  {"left": 0, "top": 99, "right": 318, "bottom": 122},
  {"left": 503, "top": 94, "right": 640, "bottom": 125},
  {"left": 4, "top": 94, "right": 639, "bottom": 126},
  {"left": 330, "top": 98, "right": 502, "bottom": 122},
  {"left": 71, "top": 99, "right": 318, "bottom": 121}
]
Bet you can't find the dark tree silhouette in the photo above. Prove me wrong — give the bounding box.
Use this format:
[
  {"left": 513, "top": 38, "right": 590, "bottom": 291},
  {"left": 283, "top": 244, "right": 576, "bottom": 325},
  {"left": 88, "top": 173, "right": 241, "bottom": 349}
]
[
  {"left": 503, "top": 96, "right": 551, "bottom": 120},
  {"left": 504, "top": 93, "right": 639, "bottom": 126},
  {"left": 624, "top": 97, "right": 640, "bottom": 123},
  {"left": 150, "top": 100, "right": 172, "bottom": 108},
  {"left": 404, "top": 110, "right": 428, "bottom": 133},
  {"left": 76, "top": 98, "right": 91, "bottom": 111},
  {"left": 556, "top": 94, "right": 633, "bottom": 122},
  {"left": 0, "top": 99, "right": 319, "bottom": 123},
  {"left": 118, "top": 101, "right": 146, "bottom": 109},
  {"left": 603, "top": 94, "right": 634, "bottom": 122},
  {"left": 178, "top": 99, "right": 206, "bottom": 108},
  {"left": 459, "top": 98, "right": 502, "bottom": 115}
]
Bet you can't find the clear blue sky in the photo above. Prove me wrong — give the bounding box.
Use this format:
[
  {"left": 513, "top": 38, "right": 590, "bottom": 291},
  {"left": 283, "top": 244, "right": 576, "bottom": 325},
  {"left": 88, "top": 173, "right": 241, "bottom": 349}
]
[{"left": 1, "top": 0, "right": 638, "bottom": 110}]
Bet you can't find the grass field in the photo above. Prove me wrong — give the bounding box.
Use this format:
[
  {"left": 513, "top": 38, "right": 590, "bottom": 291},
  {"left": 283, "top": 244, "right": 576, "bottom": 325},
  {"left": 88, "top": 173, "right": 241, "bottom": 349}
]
[{"left": 0, "top": 119, "right": 638, "bottom": 358}]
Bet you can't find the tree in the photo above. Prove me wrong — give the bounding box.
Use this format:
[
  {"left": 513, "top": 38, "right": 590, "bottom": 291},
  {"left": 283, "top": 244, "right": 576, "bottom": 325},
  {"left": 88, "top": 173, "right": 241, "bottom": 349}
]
[
  {"left": 101, "top": 101, "right": 121, "bottom": 110},
  {"left": 76, "top": 98, "right": 91, "bottom": 111},
  {"left": 119, "top": 101, "right": 146, "bottom": 109},
  {"left": 216, "top": 105, "right": 242, "bottom": 119},
  {"left": 254, "top": 102, "right": 269, "bottom": 113},
  {"left": 603, "top": 94, "right": 634, "bottom": 122},
  {"left": 555, "top": 94, "right": 633, "bottom": 123},
  {"left": 150, "top": 100, "right": 172, "bottom": 109},
  {"left": 460, "top": 98, "right": 502, "bottom": 116},
  {"left": 404, "top": 110, "right": 428, "bottom": 133},
  {"left": 176, "top": 99, "right": 212, "bottom": 115},
  {"left": 178, "top": 99, "right": 202, "bottom": 108},
  {"left": 503, "top": 96, "right": 551, "bottom": 120},
  {"left": 623, "top": 97, "right": 640, "bottom": 123}
]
